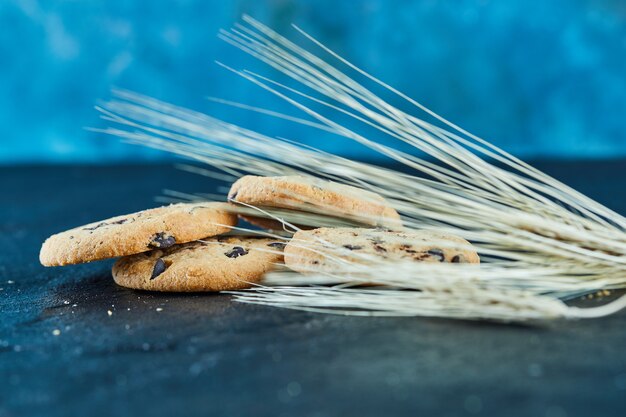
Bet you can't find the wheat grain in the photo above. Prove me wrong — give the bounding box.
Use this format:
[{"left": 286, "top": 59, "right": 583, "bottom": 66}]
[{"left": 95, "top": 16, "right": 626, "bottom": 322}]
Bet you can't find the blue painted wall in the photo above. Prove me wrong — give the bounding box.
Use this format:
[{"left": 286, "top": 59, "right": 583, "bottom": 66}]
[{"left": 1, "top": 0, "right": 625, "bottom": 163}]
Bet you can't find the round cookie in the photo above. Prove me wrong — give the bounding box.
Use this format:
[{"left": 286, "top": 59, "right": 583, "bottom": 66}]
[
  {"left": 40, "top": 203, "right": 237, "bottom": 266},
  {"left": 228, "top": 176, "right": 401, "bottom": 229},
  {"left": 112, "top": 237, "right": 286, "bottom": 292},
  {"left": 284, "top": 227, "right": 479, "bottom": 273}
]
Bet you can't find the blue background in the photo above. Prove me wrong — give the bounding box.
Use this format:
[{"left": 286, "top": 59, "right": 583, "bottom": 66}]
[{"left": 1, "top": 0, "right": 625, "bottom": 164}]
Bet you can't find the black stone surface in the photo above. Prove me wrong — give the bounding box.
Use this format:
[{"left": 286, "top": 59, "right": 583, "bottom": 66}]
[{"left": 2, "top": 163, "right": 626, "bottom": 417}]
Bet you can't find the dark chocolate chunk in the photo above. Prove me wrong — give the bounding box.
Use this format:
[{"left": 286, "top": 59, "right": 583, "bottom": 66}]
[
  {"left": 451, "top": 254, "right": 466, "bottom": 263},
  {"left": 149, "top": 232, "right": 176, "bottom": 249},
  {"left": 343, "top": 244, "right": 363, "bottom": 250},
  {"left": 427, "top": 249, "right": 445, "bottom": 262},
  {"left": 110, "top": 218, "right": 128, "bottom": 225},
  {"left": 150, "top": 258, "right": 167, "bottom": 279},
  {"left": 228, "top": 191, "right": 238, "bottom": 201},
  {"left": 267, "top": 242, "right": 286, "bottom": 249},
  {"left": 225, "top": 246, "right": 248, "bottom": 258}
]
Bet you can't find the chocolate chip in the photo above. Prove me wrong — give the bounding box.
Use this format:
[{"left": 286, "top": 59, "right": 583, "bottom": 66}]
[
  {"left": 83, "top": 218, "right": 128, "bottom": 231},
  {"left": 83, "top": 222, "right": 108, "bottom": 231},
  {"left": 399, "top": 244, "right": 417, "bottom": 254},
  {"left": 451, "top": 254, "right": 466, "bottom": 263},
  {"left": 149, "top": 232, "right": 176, "bottom": 249},
  {"left": 150, "top": 258, "right": 167, "bottom": 279},
  {"left": 373, "top": 244, "right": 387, "bottom": 253},
  {"left": 427, "top": 249, "right": 445, "bottom": 262},
  {"left": 343, "top": 245, "right": 363, "bottom": 250},
  {"left": 228, "top": 191, "right": 238, "bottom": 201},
  {"left": 225, "top": 246, "right": 248, "bottom": 258},
  {"left": 267, "top": 242, "right": 286, "bottom": 249}
]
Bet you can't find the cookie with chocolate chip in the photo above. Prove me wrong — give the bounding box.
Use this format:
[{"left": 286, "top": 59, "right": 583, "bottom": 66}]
[
  {"left": 284, "top": 227, "right": 479, "bottom": 273},
  {"left": 39, "top": 203, "right": 237, "bottom": 266},
  {"left": 228, "top": 176, "right": 401, "bottom": 229},
  {"left": 112, "top": 237, "right": 285, "bottom": 292}
]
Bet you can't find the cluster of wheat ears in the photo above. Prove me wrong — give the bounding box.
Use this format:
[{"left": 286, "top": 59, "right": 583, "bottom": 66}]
[{"left": 96, "top": 16, "right": 626, "bottom": 323}]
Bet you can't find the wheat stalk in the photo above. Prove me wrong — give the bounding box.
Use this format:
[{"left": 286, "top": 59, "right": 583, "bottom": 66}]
[{"left": 95, "top": 15, "right": 626, "bottom": 322}]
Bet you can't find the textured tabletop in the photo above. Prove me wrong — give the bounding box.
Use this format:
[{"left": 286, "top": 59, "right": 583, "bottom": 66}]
[{"left": 2, "top": 163, "right": 626, "bottom": 417}]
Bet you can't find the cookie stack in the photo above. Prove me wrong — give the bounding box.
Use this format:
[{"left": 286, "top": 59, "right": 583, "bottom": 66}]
[{"left": 40, "top": 175, "right": 479, "bottom": 292}]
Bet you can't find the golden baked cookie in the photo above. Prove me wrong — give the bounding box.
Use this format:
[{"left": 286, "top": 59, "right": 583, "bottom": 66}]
[
  {"left": 40, "top": 203, "right": 236, "bottom": 266},
  {"left": 284, "top": 227, "right": 479, "bottom": 273},
  {"left": 112, "top": 237, "right": 285, "bottom": 292},
  {"left": 228, "top": 176, "right": 401, "bottom": 229}
]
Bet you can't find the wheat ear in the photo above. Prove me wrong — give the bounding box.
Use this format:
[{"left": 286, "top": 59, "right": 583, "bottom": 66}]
[{"left": 95, "top": 16, "right": 626, "bottom": 322}]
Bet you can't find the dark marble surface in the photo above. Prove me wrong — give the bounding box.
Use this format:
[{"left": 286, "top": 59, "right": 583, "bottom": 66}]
[{"left": 2, "top": 163, "right": 626, "bottom": 417}]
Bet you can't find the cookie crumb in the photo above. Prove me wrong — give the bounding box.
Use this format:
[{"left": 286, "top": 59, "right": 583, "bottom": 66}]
[
  {"left": 107, "top": 310, "right": 113, "bottom": 316},
  {"left": 52, "top": 329, "right": 61, "bottom": 336},
  {"left": 156, "top": 307, "right": 163, "bottom": 312}
]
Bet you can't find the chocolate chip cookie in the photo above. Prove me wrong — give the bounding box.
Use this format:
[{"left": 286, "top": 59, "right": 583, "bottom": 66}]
[
  {"left": 284, "top": 227, "right": 479, "bottom": 273},
  {"left": 112, "top": 237, "right": 286, "bottom": 292},
  {"left": 40, "top": 203, "right": 237, "bottom": 266}
]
